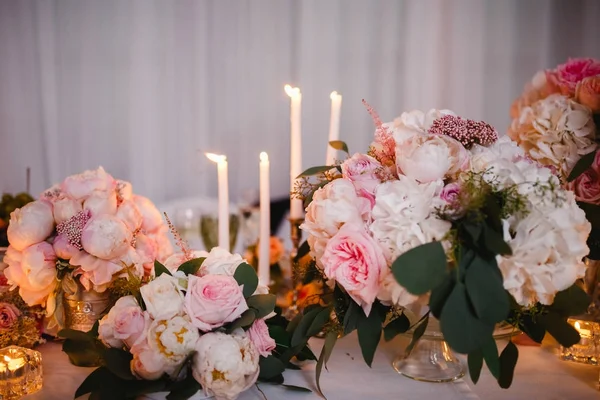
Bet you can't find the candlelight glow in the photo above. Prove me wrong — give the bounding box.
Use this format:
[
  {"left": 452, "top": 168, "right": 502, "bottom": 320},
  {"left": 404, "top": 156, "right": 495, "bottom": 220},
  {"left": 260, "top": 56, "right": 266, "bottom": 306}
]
[
  {"left": 205, "top": 153, "right": 226, "bottom": 163},
  {"left": 284, "top": 84, "right": 300, "bottom": 97},
  {"left": 575, "top": 321, "right": 581, "bottom": 330},
  {"left": 330, "top": 90, "right": 341, "bottom": 100},
  {"left": 260, "top": 152, "right": 268, "bottom": 162}
]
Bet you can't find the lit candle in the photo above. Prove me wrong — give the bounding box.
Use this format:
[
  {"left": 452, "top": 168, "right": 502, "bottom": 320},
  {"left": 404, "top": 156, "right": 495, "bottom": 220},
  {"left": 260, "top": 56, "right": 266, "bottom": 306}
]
[
  {"left": 285, "top": 84, "right": 303, "bottom": 219},
  {"left": 258, "top": 152, "right": 270, "bottom": 286},
  {"left": 206, "top": 153, "right": 229, "bottom": 250},
  {"left": 326, "top": 91, "right": 342, "bottom": 165},
  {"left": 574, "top": 321, "right": 592, "bottom": 338}
]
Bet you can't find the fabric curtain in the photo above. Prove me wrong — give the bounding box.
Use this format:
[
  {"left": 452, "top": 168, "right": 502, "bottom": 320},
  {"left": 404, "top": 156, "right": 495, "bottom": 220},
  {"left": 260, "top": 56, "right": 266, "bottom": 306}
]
[{"left": 1, "top": 0, "right": 599, "bottom": 204}]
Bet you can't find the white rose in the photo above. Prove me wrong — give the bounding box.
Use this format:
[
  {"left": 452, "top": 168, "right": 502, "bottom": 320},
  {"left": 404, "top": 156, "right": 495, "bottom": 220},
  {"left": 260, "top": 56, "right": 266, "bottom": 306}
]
[
  {"left": 140, "top": 274, "right": 185, "bottom": 320},
  {"left": 192, "top": 330, "right": 259, "bottom": 400},
  {"left": 198, "top": 247, "right": 244, "bottom": 276},
  {"left": 7, "top": 201, "right": 55, "bottom": 251},
  {"left": 146, "top": 315, "right": 199, "bottom": 374}
]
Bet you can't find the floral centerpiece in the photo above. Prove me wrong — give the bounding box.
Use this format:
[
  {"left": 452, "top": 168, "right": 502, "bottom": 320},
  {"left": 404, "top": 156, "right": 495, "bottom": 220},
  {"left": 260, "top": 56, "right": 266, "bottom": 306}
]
[
  {"left": 509, "top": 58, "right": 599, "bottom": 258},
  {"left": 3, "top": 167, "right": 173, "bottom": 330},
  {"left": 0, "top": 276, "right": 45, "bottom": 348},
  {"left": 59, "top": 243, "right": 314, "bottom": 400},
  {"left": 290, "top": 102, "right": 591, "bottom": 394}
]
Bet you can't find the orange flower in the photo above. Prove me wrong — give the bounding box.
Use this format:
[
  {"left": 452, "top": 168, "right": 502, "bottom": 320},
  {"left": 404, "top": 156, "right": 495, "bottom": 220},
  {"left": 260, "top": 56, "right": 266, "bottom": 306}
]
[{"left": 576, "top": 76, "right": 600, "bottom": 112}]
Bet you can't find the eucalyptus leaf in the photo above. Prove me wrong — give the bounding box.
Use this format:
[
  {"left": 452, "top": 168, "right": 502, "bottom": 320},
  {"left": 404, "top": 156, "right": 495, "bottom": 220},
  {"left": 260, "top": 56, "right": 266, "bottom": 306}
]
[
  {"left": 282, "top": 384, "right": 312, "bottom": 393},
  {"left": 342, "top": 300, "right": 361, "bottom": 335},
  {"left": 291, "top": 307, "right": 323, "bottom": 347},
  {"left": 383, "top": 312, "right": 410, "bottom": 341},
  {"left": 329, "top": 140, "right": 349, "bottom": 154},
  {"left": 227, "top": 309, "right": 257, "bottom": 332},
  {"left": 246, "top": 294, "right": 276, "bottom": 319},
  {"left": 539, "top": 312, "right": 581, "bottom": 347},
  {"left": 75, "top": 367, "right": 115, "bottom": 398},
  {"left": 578, "top": 202, "right": 600, "bottom": 226},
  {"left": 306, "top": 307, "right": 333, "bottom": 337},
  {"left": 258, "top": 356, "right": 286, "bottom": 380},
  {"left": 177, "top": 257, "right": 206, "bottom": 275},
  {"left": 297, "top": 165, "right": 335, "bottom": 178},
  {"left": 154, "top": 260, "right": 172, "bottom": 277},
  {"left": 567, "top": 149, "right": 597, "bottom": 182},
  {"left": 440, "top": 283, "right": 494, "bottom": 354},
  {"left": 464, "top": 256, "right": 509, "bottom": 324},
  {"left": 392, "top": 241, "right": 447, "bottom": 295},
  {"left": 405, "top": 315, "right": 429, "bottom": 355},
  {"left": 549, "top": 284, "right": 591, "bottom": 317},
  {"left": 316, "top": 331, "right": 337, "bottom": 399},
  {"left": 103, "top": 348, "right": 135, "bottom": 380},
  {"left": 468, "top": 349, "right": 483, "bottom": 384},
  {"left": 518, "top": 314, "right": 546, "bottom": 343},
  {"left": 429, "top": 272, "right": 456, "bottom": 319},
  {"left": 357, "top": 306, "right": 382, "bottom": 367},
  {"left": 62, "top": 339, "right": 103, "bottom": 367},
  {"left": 286, "top": 312, "right": 303, "bottom": 334},
  {"left": 294, "top": 240, "right": 311, "bottom": 262},
  {"left": 481, "top": 337, "right": 500, "bottom": 379},
  {"left": 58, "top": 328, "right": 95, "bottom": 342},
  {"left": 482, "top": 224, "right": 512, "bottom": 256},
  {"left": 498, "top": 341, "right": 518, "bottom": 388},
  {"left": 234, "top": 262, "right": 259, "bottom": 298}
]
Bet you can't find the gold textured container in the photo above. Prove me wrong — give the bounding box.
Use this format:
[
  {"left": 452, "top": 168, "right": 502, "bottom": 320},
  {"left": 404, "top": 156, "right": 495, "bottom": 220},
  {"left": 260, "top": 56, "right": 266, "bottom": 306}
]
[{"left": 63, "top": 288, "right": 110, "bottom": 332}]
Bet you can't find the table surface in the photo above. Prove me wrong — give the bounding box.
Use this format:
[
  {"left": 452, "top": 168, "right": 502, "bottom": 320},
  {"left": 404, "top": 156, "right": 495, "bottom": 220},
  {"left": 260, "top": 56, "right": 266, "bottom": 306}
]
[{"left": 26, "top": 334, "right": 599, "bottom": 400}]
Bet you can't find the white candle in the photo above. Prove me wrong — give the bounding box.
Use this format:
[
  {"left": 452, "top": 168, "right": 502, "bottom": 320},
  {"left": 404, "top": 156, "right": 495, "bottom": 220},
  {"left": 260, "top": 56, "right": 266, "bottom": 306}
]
[
  {"left": 206, "top": 153, "right": 229, "bottom": 249},
  {"left": 258, "top": 152, "right": 270, "bottom": 286},
  {"left": 326, "top": 91, "right": 342, "bottom": 165},
  {"left": 285, "top": 84, "right": 304, "bottom": 219}
]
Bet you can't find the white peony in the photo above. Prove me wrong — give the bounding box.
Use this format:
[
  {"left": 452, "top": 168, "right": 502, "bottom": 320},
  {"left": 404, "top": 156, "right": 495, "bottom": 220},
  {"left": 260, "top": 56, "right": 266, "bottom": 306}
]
[
  {"left": 198, "top": 247, "right": 244, "bottom": 276},
  {"left": 192, "top": 330, "right": 259, "bottom": 400},
  {"left": 140, "top": 274, "right": 185, "bottom": 320},
  {"left": 130, "top": 343, "right": 169, "bottom": 381},
  {"left": 390, "top": 109, "right": 456, "bottom": 142},
  {"left": 146, "top": 315, "right": 199, "bottom": 374}
]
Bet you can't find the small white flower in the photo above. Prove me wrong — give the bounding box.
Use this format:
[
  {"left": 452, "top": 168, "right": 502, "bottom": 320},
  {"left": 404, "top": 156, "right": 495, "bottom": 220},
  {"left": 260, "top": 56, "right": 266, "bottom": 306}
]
[
  {"left": 198, "top": 247, "right": 245, "bottom": 276},
  {"left": 140, "top": 274, "right": 185, "bottom": 320}
]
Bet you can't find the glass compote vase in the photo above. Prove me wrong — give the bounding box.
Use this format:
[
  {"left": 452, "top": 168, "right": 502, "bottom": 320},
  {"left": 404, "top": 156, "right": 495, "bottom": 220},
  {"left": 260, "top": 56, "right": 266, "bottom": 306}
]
[
  {"left": 200, "top": 213, "right": 240, "bottom": 251},
  {"left": 393, "top": 317, "right": 515, "bottom": 382}
]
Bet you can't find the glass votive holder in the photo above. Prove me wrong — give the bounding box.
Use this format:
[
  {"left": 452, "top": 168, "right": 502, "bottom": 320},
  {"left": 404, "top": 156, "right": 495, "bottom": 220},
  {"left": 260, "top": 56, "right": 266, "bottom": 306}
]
[
  {"left": 560, "top": 318, "right": 600, "bottom": 366},
  {"left": 0, "top": 346, "right": 43, "bottom": 399}
]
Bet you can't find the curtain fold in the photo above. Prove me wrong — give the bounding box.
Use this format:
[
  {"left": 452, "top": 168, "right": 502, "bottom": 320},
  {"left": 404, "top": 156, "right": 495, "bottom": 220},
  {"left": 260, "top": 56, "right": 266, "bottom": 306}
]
[{"left": 1, "top": 0, "right": 599, "bottom": 204}]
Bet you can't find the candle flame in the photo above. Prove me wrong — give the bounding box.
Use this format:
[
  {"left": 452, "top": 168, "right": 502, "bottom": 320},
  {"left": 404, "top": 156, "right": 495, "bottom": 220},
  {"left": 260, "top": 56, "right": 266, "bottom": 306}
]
[
  {"left": 260, "top": 152, "right": 269, "bottom": 162},
  {"left": 575, "top": 321, "right": 581, "bottom": 330},
  {"left": 330, "top": 91, "right": 341, "bottom": 100},
  {"left": 205, "top": 153, "right": 226, "bottom": 163},
  {"left": 3, "top": 355, "right": 10, "bottom": 362},
  {"left": 284, "top": 84, "right": 300, "bottom": 97}
]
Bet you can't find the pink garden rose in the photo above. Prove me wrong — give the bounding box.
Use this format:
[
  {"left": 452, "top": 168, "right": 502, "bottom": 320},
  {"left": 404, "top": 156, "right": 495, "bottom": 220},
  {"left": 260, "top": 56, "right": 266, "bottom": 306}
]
[
  {"left": 576, "top": 76, "right": 600, "bottom": 112},
  {"left": 547, "top": 58, "right": 600, "bottom": 97},
  {"left": 247, "top": 318, "right": 276, "bottom": 358},
  {"left": 320, "top": 223, "right": 386, "bottom": 316},
  {"left": 7, "top": 201, "right": 55, "bottom": 251},
  {"left": 133, "top": 195, "right": 164, "bottom": 233},
  {"left": 130, "top": 342, "right": 170, "bottom": 380},
  {"left": 4, "top": 243, "right": 57, "bottom": 306},
  {"left": 184, "top": 275, "right": 248, "bottom": 332},
  {"left": 440, "top": 182, "right": 461, "bottom": 204},
  {"left": 81, "top": 214, "right": 132, "bottom": 259},
  {"left": 566, "top": 151, "right": 600, "bottom": 205},
  {"left": 0, "top": 302, "right": 21, "bottom": 330},
  {"left": 61, "top": 166, "right": 116, "bottom": 200},
  {"left": 98, "top": 296, "right": 148, "bottom": 348},
  {"left": 341, "top": 153, "right": 383, "bottom": 196}
]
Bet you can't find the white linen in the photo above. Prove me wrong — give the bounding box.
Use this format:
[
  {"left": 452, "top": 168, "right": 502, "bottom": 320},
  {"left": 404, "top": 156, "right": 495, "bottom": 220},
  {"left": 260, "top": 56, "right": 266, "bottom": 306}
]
[{"left": 25, "top": 334, "right": 599, "bottom": 400}]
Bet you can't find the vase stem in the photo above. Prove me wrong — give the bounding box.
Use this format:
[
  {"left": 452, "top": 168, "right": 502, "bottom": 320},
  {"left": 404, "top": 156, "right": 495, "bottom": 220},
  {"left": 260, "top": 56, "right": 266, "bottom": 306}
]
[{"left": 393, "top": 337, "right": 465, "bottom": 382}]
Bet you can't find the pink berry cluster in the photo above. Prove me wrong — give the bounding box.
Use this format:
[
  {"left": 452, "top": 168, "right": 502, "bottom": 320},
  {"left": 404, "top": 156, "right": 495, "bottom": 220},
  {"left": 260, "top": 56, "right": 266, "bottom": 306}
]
[{"left": 428, "top": 115, "right": 498, "bottom": 148}]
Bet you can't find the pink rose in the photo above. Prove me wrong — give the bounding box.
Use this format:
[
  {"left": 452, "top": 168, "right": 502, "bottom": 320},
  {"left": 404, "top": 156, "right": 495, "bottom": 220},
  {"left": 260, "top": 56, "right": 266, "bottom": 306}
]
[
  {"left": 320, "top": 223, "right": 386, "bottom": 316},
  {"left": 130, "top": 342, "right": 169, "bottom": 380},
  {"left": 440, "top": 182, "right": 461, "bottom": 204},
  {"left": 133, "top": 195, "right": 164, "bottom": 233},
  {"left": 566, "top": 151, "right": 600, "bottom": 205},
  {"left": 52, "top": 196, "right": 83, "bottom": 224},
  {"left": 98, "top": 296, "right": 148, "bottom": 348},
  {"left": 247, "top": 318, "right": 276, "bottom": 358},
  {"left": 83, "top": 191, "right": 118, "bottom": 216},
  {"left": 4, "top": 242, "right": 57, "bottom": 306},
  {"left": 546, "top": 58, "right": 600, "bottom": 97},
  {"left": 61, "top": 166, "right": 117, "bottom": 200},
  {"left": 396, "top": 133, "right": 469, "bottom": 183},
  {"left": 576, "top": 76, "right": 600, "bottom": 112},
  {"left": 341, "top": 153, "right": 383, "bottom": 196},
  {"left": 7, "top": 201, "right": 55, "bottom": 251},
  {"left": 81, "top": 215, "right": 132, "bottom": 259},
  {"left": 116, "top": 200, "right": 143, "bottom": 232},
  {"left": 184, "top": 274, "right": 248, "bottom": 332},
  {"left": 0, "top": 302, "right": 21, "bottom": 330}
]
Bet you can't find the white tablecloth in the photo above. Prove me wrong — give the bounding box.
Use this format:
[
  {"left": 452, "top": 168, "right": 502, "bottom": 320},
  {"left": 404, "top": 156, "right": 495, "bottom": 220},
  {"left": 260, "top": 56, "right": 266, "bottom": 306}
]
[{"left": 25, "top": 334, "right": 599, "bottom": 400}]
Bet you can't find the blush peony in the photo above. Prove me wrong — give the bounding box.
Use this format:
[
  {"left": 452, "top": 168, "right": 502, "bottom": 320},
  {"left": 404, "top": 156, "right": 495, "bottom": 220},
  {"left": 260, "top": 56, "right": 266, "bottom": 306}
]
[
  {"left": 7, "top": 201, "right": 55, "bottom": 251},
  {"left": 61, "top": 166, "right": 116, "bottom": 200},
  {"left": 80, "top": 215, "right": 132, "bottom": 259}
]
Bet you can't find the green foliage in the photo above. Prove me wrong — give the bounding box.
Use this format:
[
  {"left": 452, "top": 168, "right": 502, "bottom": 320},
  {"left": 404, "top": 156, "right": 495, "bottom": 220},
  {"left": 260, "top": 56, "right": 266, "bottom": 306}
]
[
  {"left": 498, "top": 341, "right": 518, "bottom": 388},
  {"left": 246, "top": 294, "right": 276, "bottom": 319},
  {"left": 328, "top": 140, "right": 349, "bottom": 154},
  {"left": 258, "top": 356, "right": 286, "bottom": 380},
  {"left": 316, "top": 331, "right": 338, "bottom": 399},
  {"left": 392, "top": 241, "right": 448, "bottom": 295},
  {"left": 233, "top": 262, "right": 259, "bottom": 298},
  {"left": 226, "top": 309, "right": 257, "bottom": 332},
  {"left": 383, "top": 312, "right": 410, "bottom": 341},
  {"left": 357, "top": 306, "right": 382, "bottom": 367},
  {"left": 567, "top": 149, "right": 597, "bottom": 182},
  {"left": 177, "top": 257, "right": 206, "bottom": 275},
  {"left": 405, "top": 314, "right": 429, "bottom": 356},
  {"left": 297, "top": 166, "right": 338, "bottom": 178},
  {"left": 468, "top": 350, "right": 483, "bottom": 384},
  {"left": 154, "top": 260, "right": 172, "bottom": 277}
]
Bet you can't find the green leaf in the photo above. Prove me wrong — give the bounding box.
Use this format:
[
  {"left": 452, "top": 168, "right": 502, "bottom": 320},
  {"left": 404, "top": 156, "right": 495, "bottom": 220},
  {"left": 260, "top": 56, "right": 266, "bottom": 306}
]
[
  {"left": 463, "top": 221, "right": 483, "bottom": 244},
  {"left": 568, "top": 149, "right": 597, "bottom": 182},
  {"left": 246, "top": 294, "right": 276, "bottom": 319},
  {"left": 258, "top": 355, "right": 286, "bottom": 380},
  {"left": 468, "top": 349, "right": 483, "bottom": 384},
  {"left": 440, "top": 283, "right": 494, "bottom": 354},
  {"left": 357, "top": 306, "right": 382, "bottom": 367},
  {"left": 267, "top": 324, "right": 290, "bottom": 347},
  {"left": 297, "top": 166, "right": 335, "bottom": 178},
  {"left": 549, "top": 284, "right": 590, "bottom": 317},
  {"left": 154, "top": 260, "right": 172, "bottom": 277},
  {"left": 74, "top": 367, "right": 115, "bottom": 398},
  {"left": 177, "top": 257, "right": 206, "bottom": 275},
  {"left": 481, "top": 337, "right": 500, "bottom": 380},
  {"left": 286, "top": 312, "right": 303, "bottom": 334},
  {"left": 578, "top": 202, "right": 600, "bottom": 227},
  {"left": 482, "top": 224, "right": 512, "bottom": 256},
  {"left": 429, "top": 273, "right": 456, "bottom": 319},
  {"left": 103, "top": 348, "right": 135, "bottom": 380},
  {"left": 316, "top": 331, "right": 338, "bottom": 399},
  {"left": 392, "top": 241, "right": 447, "bottom": 295},
  {"left": 291, "top": 307, "right": 323, "bottom": 347},
  {"left": 383, "top": 313, "right": 410, "bottom": 341},
  {"left": 58, "top": 328, "right": 95, "bottom": 343},
  {"left": 498, "top": 341, "right": 518, "bottom": 388},
  {"left": 227, "top": 308, "right": 257, "bottom": 332},
  {"left": 342, "top": 300, "right": 361, "bottom": 335},
  {"left": 294, "top": 240, "right": 311, "bottom": 262},
  {"left": 306, "top": 307, "right": 332, "bottom": 337},
  {"left": 282, "top": 384, "right": 312, "bottom": 393},
  {"left": 124, "top": 379, "right": 169, "bottom": 398},
  {"left": 62, "top": 339, "right": 103, "bottom": 367},
  {"left": 329, "top": 140, "right": 349, "bottom": 154},
  {"left": 88, "top": 320, "right": 100, "bottom": 338},
  {"left": 405, "top": 315, "right": 429, "bottom": 355},
  {"left": 518, "top": 314, "right": 546, "bottom": 343},
  {"left": 234, "top": 262, "right": 259, "bottom": 298},
  {"left": 539, "top": 312, "right": 581, "bottom": 347},
  {"left": 464, "top": 256, "right": 509, "bottom": 324}
]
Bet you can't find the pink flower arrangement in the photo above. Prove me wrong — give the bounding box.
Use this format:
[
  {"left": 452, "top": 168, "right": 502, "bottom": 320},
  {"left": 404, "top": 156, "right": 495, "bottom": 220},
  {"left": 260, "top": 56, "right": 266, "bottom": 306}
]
[{"left": 3, "top": 167, "right": 173, "bottom": 322}]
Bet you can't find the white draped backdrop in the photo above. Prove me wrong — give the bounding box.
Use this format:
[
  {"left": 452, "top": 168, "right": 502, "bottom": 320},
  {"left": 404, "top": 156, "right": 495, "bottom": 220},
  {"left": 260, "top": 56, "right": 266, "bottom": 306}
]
[{"left": 1, "top": 0, "right": 600, "bottom": 204}]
